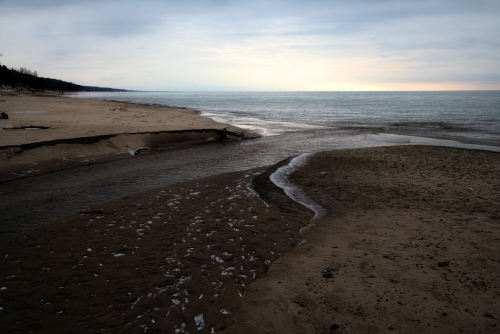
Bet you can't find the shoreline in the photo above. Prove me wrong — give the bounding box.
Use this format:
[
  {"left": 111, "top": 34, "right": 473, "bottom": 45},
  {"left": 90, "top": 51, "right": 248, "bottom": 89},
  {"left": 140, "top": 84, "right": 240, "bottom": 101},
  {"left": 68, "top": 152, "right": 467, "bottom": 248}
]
[
  {"left": 67, "top": 91, "right": 500, "bottom": 150},
  {"left": 1, "top": 145, "right": 498, "bottom": 333}
]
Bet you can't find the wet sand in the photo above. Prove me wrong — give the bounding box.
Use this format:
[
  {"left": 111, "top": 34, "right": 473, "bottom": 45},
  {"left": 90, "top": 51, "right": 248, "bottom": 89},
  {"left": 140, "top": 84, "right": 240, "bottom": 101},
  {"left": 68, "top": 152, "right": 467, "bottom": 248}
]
[
  {"left": 232, "top": 146, "right": 500, "bottom": 333},
  {"left": 0, "top": 146, "right": 499, "bottom": 333},
  {"left": 0, "top": 165, "right": 310, "bottom": 333}
]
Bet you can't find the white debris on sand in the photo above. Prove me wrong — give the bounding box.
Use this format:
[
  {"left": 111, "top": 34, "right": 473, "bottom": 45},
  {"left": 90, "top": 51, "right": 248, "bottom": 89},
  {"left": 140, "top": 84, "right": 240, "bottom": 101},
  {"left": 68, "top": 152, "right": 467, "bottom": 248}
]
[{"left": 194, "top": 313, "right": 205, "bottom": 331}]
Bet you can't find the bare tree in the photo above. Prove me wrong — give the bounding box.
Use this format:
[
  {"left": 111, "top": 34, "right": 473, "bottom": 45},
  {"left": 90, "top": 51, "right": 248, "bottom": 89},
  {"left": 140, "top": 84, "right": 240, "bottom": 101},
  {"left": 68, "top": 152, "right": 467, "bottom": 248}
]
[{"left": 18, "top": 66, "right": 38, "bottom": 76}]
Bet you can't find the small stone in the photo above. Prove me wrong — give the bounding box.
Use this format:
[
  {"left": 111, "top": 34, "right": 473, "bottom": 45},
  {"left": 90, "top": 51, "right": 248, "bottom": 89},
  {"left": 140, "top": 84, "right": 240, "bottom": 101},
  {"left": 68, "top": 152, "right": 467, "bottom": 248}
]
[
  {"left": 330, "top": 323, "right": 340, "bottom": 331},
  {"left": 438, "top": 261, "right": 450, "bottom": 267},
  {"left": 484, "top": 312, "right": 493, "bottom": 318},
  {"left": 322, "top": 269, "right": 333, "bottom": 279},
  {"left": 0, "top": 112, "right": 8, "bottom": 120}
]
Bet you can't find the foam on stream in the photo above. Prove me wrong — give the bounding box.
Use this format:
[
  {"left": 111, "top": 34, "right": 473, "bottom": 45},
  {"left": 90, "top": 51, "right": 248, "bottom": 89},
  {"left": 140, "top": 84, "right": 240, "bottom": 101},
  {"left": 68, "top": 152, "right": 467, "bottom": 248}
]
[{"left": 269, "top": 153, "right": 326, "bottom": 243}]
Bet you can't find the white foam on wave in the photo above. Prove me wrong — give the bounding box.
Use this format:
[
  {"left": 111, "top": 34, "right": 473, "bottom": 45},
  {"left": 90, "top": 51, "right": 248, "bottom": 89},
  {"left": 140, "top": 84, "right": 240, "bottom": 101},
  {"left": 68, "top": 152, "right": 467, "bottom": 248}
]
[
  {"left": 201, "top": 111, "right": 325, "bottom": 137},
  {"left": 269, "top": 153, "right": 326, "bottom": 242}
]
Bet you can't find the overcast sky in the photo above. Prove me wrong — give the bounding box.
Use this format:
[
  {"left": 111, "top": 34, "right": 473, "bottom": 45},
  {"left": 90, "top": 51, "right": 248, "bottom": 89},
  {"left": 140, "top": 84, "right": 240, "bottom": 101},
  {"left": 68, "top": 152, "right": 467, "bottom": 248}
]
[{"left": 1, "top": 0, "right": 499, "bottom": 90}]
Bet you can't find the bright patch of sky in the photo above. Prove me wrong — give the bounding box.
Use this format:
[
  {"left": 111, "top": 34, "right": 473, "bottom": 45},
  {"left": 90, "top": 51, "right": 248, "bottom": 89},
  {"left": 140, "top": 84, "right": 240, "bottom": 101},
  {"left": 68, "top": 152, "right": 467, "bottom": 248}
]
[{"left": 0, "top": 0, "right": 499, "bottom": 90}]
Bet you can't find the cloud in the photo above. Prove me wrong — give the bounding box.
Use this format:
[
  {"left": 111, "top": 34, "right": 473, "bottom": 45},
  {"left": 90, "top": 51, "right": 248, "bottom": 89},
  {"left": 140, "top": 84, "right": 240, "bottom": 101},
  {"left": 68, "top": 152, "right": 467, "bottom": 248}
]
[{"left": 0, "top": 0, "right": 499, "bottom": 90}]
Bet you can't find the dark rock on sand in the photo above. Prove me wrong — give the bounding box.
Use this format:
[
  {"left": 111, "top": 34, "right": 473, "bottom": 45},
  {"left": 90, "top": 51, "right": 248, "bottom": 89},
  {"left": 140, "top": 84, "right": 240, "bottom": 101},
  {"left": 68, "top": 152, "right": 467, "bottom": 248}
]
[
  {"left": 330, "top": 323, "right": 340, "bottom": 331},
  {"left": 0, "top": 112, "right": 8, "bottom": 119},
  {"left": 322, "top": 269, "right": 333, "bottom": 278}
]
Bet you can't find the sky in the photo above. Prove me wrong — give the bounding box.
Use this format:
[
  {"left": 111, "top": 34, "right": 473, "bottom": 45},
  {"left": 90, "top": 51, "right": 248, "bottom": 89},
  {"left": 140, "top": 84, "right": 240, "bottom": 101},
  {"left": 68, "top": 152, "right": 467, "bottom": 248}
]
[{"left": 0, "top": 0, "right": 499, "bottom": 91}]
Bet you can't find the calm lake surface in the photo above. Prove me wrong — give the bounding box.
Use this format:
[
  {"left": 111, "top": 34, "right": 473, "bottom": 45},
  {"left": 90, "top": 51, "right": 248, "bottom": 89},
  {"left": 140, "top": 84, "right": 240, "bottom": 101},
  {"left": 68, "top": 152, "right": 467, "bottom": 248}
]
[{"left": 72, "top": 91, "right": 500, "bottom": 145}]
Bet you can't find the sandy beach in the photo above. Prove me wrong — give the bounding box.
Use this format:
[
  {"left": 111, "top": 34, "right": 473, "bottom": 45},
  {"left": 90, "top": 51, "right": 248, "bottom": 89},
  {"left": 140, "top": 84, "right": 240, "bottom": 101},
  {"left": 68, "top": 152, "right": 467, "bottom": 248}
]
[
  {"left": 1, "top": 144, "right": 498, "bottom": 333},
  {"left": 2, "top": 0, "right": 499, "bottom": 332},
  {"left": 232, "top": 146, "right": 500, "bottom": 333},
  {"left": 0, "top": 93, "right": 247, "bottom": 182}
]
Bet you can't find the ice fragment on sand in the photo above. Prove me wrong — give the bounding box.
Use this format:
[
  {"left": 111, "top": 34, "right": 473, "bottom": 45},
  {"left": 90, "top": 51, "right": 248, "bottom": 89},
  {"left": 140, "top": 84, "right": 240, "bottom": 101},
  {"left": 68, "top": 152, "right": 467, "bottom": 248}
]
[
  {"left": 210, "top": 255, "right": 224, "bottom": 263},
  {"left": 172, "top": 298, "right": 180, "bottom": 305},
  {"left": 219, "top": 308, "right": 231, "bottom": 315},
  {"left": 87, "top": 248, "right": 92, "bottom": 252},
  {"left": 131, "top": 296, "right": 142, "bottom": 309},
  {"left": 177, "top": 275, "right": 192, "bottom": 285},
  {"left": 174, "top": 322, "right": 187, "bottom": 333},
  {"left": 114, "top": 253, "right": 126, "bottom": 257},
  {"left": 194, "top": 313, "right": 205, "bottom": 330},
  {"left": 0, "top": 286, "right": 7, "bottom": 291}
]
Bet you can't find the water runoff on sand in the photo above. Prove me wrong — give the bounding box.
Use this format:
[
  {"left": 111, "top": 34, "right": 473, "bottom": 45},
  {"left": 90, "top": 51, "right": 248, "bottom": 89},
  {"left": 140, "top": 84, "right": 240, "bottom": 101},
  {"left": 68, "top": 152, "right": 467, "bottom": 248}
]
[{"left": 270, "top": 153, "right": 326, "bottom": 243}]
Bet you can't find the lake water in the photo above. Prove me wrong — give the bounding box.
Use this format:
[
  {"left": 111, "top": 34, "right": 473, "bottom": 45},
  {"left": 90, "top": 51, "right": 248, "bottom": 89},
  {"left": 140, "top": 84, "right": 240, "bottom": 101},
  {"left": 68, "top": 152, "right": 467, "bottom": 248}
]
[{"left": 70, "top": 91, "right": 500, "bottom": 147}]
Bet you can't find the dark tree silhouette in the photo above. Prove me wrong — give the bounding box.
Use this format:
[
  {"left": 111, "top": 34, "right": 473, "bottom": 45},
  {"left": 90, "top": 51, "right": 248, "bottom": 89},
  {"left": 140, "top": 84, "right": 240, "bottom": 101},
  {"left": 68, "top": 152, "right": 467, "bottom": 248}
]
[{"left": 0, "top": 65, "right": 126, "bottom": 92}]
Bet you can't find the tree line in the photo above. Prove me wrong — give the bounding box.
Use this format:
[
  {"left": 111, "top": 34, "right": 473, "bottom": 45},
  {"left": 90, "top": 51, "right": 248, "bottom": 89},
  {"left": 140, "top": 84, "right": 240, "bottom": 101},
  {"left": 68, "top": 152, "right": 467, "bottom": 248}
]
[{"left": 0, "top": 65, "right": 126, "bottom": 93}]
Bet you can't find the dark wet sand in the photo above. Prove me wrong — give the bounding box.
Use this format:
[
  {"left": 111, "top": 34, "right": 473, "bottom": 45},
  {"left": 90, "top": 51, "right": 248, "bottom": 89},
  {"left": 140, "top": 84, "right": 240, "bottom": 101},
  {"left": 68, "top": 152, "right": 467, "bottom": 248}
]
[
  {"left": 232, "top": 146, "right": 500, "bottom": 334},
  {"left": 0, "top": 146, "right": 499, "bottom": 333}
]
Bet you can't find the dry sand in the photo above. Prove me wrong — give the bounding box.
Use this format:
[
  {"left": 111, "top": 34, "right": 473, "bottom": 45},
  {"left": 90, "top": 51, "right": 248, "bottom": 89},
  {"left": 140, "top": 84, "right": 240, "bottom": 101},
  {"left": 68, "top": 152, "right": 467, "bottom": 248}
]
[
  {"left": 0, "top": 93, "right": 247, "bottom": 182},
  {"left": 0, "top": 146, "right": 498, "bottom": 333}
]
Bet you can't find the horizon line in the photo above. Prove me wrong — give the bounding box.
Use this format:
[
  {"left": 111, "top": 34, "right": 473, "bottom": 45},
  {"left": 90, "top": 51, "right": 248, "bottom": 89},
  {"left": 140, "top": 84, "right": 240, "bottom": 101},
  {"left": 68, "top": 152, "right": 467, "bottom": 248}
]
[{"left": 101, "top": 89, "right": 500, "bottom": 93}]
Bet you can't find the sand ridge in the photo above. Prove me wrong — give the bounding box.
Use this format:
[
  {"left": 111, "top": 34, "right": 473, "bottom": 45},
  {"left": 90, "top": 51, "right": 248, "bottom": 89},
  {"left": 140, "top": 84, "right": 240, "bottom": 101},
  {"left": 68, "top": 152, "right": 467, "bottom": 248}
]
[
  {"left": 0, "top": 94, "right": 243, "bottom": 146},
  {"left": 0, "top": 94, "right": 249, "bottom": 182}
]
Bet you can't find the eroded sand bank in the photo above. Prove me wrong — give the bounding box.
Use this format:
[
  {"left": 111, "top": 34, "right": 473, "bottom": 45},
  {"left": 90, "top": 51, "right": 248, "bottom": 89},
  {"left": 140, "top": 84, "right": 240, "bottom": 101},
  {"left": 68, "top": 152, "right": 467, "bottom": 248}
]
[
  {"left": 0, "top": 93, "right": 247, "bottom": 181},
  {"left": 0, "top": 146, "right": 498, "bottom": 333}
]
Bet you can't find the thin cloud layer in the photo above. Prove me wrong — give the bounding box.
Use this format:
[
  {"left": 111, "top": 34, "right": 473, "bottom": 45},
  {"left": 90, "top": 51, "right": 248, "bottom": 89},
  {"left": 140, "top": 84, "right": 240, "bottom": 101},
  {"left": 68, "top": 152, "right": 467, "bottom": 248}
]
[{"left": 0, "top": 0, "right": 498, "bottom": 90}]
